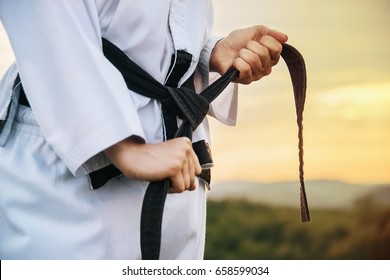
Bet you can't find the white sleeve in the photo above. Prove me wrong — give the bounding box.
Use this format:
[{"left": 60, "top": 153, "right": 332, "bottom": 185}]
[
  {"left": 207, "top": 72, "right": 238, "bottom": 126},
  {"left": 198, "top": 35, "right": 238, "bottom": 126},
  {"left": 0, "top": 0, "right": 146, "bottom": 176}
]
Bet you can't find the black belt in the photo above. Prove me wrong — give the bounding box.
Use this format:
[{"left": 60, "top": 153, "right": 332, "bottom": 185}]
[
  {"left": 100, "top": 38, "right": 239, "bottom": 259},
  {"left": 281, "top": 44, "right": 310, "bottom": 223},
  {"left": 17, "top": 39, "right": 310, "bottom": 260}
]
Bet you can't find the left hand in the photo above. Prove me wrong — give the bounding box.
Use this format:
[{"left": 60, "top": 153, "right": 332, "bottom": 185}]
[{"left": 210, "top": 25, "right": 288, "bottom": 84}]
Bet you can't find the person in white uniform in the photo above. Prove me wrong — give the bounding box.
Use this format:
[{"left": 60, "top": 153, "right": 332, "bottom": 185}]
[{"left": 0, "top": 0, "right": 287, "bottom": 259}]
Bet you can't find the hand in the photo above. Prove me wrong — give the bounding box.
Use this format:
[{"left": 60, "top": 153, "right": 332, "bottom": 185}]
[
  {"left": 210, "top": 25, "right": 288, "bottom": 84},
  {"left": 104, "top": 136, "right": 202, "bottom": 193}
]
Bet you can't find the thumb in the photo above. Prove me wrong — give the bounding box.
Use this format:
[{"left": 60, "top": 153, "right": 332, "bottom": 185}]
[
  {"left": 268, "top": 28, "right": 288, "bottom": 43},
  {"left": 252, "top": 25, "right": 288, "bottom": 43}
]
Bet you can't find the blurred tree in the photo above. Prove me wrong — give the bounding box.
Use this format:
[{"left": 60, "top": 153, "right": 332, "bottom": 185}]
[{"left": 205, "top": 195, "right": 390, "bottom": 260}]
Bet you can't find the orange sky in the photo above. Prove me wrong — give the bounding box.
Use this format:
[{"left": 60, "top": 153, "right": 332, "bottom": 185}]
[{"left": 1, "top": 0, "right": 389, "bottom": 184}]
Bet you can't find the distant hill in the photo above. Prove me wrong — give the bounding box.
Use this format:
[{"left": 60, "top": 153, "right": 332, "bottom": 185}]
[{"left": 207, "top": 180, "right": 390, "bottom": 209}]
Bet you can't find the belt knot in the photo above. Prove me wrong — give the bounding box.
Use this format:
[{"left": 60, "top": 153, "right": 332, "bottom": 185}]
[{"left": 164, "top": 87, "right": 209, "bottom": 131}]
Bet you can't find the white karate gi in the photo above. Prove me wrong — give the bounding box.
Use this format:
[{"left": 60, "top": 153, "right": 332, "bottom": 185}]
[{"left": 0, "top": 0, "right": 237, "bottom": 259}]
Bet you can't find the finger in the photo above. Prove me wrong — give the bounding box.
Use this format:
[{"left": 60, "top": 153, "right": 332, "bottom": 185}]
[
  {"left": 259, "top": 35, "right": 283, "bottom": 65},
  {"left": 233, "top": 57, "right": 252, "bottom": 84},
  {"left": 245, "top": 41, "right": 273, "bottom": 78},
  {"left": 264, "top": 27, "right": 288, "bottom": 44},
  {"left": 191, "top": 149, "right": 202, "bottom": 176},
  {"left": 182, "top": 158, "right": 191, "bottom": 190},
  {"left": 190, "top": 151, "right": 201, "bottom": 191},
  {"left": 250, "top": 25, "right": 288, "bottom": 44},
  {"left": 169, "top": 173, "right": 185, "bottom": 193},
  {"left": 188, "top": 179, "right": 197, "bottom": 191},
  {"left": 187, "top": 155, "right": 197, "bottom": 191},
  {"left": 238, "top": 48, "right": 263, "bottom": 79}
]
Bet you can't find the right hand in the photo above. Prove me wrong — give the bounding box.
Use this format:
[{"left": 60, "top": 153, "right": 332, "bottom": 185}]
[
  {"left": 210, "top": 25, "right": 288, "bottom": 84},
  {"left": 104, "top": 136, "right": 202, "bottom": 193}
]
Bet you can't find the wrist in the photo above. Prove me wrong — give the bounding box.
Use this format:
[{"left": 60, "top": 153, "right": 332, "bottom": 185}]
[
  {"left": 209, "top": 37, "right": 224, "bottom": 72},
  {"left": 104, "top": 136, "right": 145, "bottom": 172},
  {"left": 209, "top": 37, "right": 235, "bottom": 75}
]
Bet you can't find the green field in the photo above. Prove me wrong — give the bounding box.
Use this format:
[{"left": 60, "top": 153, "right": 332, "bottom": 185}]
[{"left": 205, "top": 195, "right": 390, "bottom": 260}]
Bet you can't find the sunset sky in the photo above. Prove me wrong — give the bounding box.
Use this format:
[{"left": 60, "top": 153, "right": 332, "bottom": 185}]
[
  {"left": 210, "top": 0, "right": 390, "bottom": 184},
  {"left": 1, "top": 0, "right": 389, "bottom": 185}
]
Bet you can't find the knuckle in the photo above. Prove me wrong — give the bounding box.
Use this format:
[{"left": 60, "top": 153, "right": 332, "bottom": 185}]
[
  {"left": 264, "top": 67, "right": 272, "bottom": 76},
  {"left": 169, "top": 177, "right": 185, "bottom": 193},
  {"left": 259, "top": 35, "right": 272, "bottom": 44},
  {"left": 240, "top": 49, "right": 260, "bottom": 66},
  {"left": 179, "top": 137, "right": 192, "bottom": 151},
  {"left": 182, "top": 137, "right": 192, "bottom": 145},
  {"left": 175, "top": 189, "right": 185, "bottom": 194},
  {"left": 249, "top": 54, "right": 260, "bottom": 66},
  {"left": 169, "top": 160, "right": 182, "bottom": 174},
  {"left": 175, "top": 184, "right": 185, "bottom": 193},
  {"left": 239, "top": 62, "right": 251, "bottom": 75},
  {"left": 240, "top": 76, "right": 252, "bottom": 85},
  {"left": 184, "top": 174, "right": 190, "bottom": 184},
  {"left": 275, "top": 43, "right": 283, "bottom": 54},
  {"left": 246, "top": 40, "right": 257, "bottom": 49},
  {"left": 238, "top": 48, "right": 247, "bottom": 56},
  {"left": 257, "top": 45, "right": 269, "bottom": 56}
]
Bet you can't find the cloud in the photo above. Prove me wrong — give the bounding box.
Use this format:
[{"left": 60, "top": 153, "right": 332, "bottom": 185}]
[{"left": 311, "top": 82, "right": 390, "bottom": 123}]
